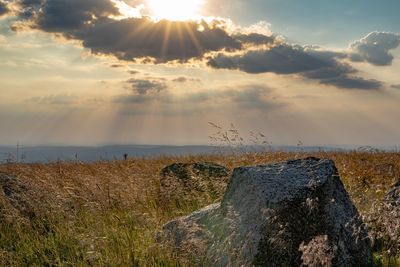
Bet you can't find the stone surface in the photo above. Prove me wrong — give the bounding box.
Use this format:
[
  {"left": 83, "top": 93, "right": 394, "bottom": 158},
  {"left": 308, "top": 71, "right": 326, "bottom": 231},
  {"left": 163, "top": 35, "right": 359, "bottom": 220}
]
[
  {"left": 160, "top": 162, "right": 229, "bottom": 206},
  {"left": 162, "top": 157, "right": 372, "bottom": 266}
]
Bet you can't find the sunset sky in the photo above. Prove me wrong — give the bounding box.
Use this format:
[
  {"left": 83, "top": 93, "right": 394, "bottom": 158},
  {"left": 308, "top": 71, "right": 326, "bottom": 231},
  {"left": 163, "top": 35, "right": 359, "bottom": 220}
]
[{"left": 0, "top": 0, "right": 399, "bottom": 147}]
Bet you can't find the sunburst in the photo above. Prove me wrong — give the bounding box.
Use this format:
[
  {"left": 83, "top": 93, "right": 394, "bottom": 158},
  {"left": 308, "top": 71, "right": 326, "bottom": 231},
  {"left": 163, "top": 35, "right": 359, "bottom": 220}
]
[{"left": 147, "top": 0, "right": 204, "bottom": 21}]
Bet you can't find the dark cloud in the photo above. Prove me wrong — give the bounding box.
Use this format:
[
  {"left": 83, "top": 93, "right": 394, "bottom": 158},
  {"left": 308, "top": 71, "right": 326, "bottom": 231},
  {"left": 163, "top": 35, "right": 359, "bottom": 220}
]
[
  {"left": 232, "top": 33, "right": 275, "bottom": 46},
  {"left": 350, "top": 32, "right": 400, "bottom": 66},
  {"left": 126, "top": 78, "right": 167, "bottom": 95},
  {"left": 172, "top": 77, "right": 188, "bottom": 83},
  {"left": 39, "top": 0, "right": 119, "bottom": 31},
  {"left": 110, "top": 64, "right": 124, "bottom": 68},
  {"left": 208, "top": 45, "right": 345, "bottom": 74},
  {"left": 0, "top": 1, "right": 9, "bottom": 16},
  {"left": 302, "top": 64, "right": 354, "bottom": 79},
  {"left": 73, "top": 17, "right": 242, "bottom": 62},
  {"left": 128, "top": 70, "right": 140, "bottom": 75},
  {"left": 17, "top": 0, "right": 119, "bottom": 30},
  {"left": 13, "top": 0, "right": 280, "bottom": 62},
  {"left": 17, "top": 0, "right": 42, "bottom": 19},
  {"left": 320, "top": 76, "right": 383, "bottom": 90},
  {"left": 207, "top": 44, "right": 385, "bottom": 90},
  {"left": 172, "top": 76, "right": 201, "bottom": 83},
  {"left": 391, "top": 84, "right": 400, "bottom": 89}
]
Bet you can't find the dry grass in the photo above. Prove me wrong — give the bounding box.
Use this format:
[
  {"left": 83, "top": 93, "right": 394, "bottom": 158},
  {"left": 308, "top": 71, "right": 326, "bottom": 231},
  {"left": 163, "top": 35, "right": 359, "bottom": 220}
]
[{"left": 0, "top": 151, "right": 399, "bottom": 266}]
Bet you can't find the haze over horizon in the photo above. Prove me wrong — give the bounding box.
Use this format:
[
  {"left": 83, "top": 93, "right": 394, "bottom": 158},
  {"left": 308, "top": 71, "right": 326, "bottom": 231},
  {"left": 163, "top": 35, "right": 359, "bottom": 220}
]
[{"left": 1, "top": 0, "right": 399, "bottom": 147}]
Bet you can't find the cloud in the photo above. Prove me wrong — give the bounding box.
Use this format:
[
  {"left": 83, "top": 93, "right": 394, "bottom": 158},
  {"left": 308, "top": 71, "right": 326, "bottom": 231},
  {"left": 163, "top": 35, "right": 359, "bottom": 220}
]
[
  {"left": 0, "top": 0, "right": 9, "bottom": 16},
  {"left": 118, "top": 78, "right": 280, "bottom": 112},
  {"left": 320, "top": 76, "right": 383, "bottom": 90},
  {"left": 113, "top": 82, "right": 285, "bottom": 116},
  {"left": 26, "top": 94, "right": 78, "bottom": 105},
  {"left": 391, "top": 84, "right": 400, "bottom": 89},
  {"left": 0, "top": 34, "right": 7, "bottom": 44},
  {"left": 172, "top": 77, "right": 188, "bottom": 83},
  {"left": 126, "top": 78, "right": 167, "bottom": 95},
  {"left": 10, "top": 1, "right": 395, "bottom": 90},
  {"left": 113, "top": 94, "right": 153, "bottom": 105},
  {"left": 207, "top": 44, "right": 382, "bottom": 89},
  {"left": 208, "top": 44, "right": 344, "bottom": 74},
  {"left": 207, "top": 43, "right": 387, "bottom": 90},
  {"left": 302, "top": 65, "right": 354, "bottom": 80},
  {"left": 349, "top": 32, "right": 400, "bottom": 66},
  {"left": 13, "top": 0, "right": 280, "bottom": 62},
  {"left": 110, "top": 64, "right": 124, "bottom": 68},
  {"left": 232, "top": 32, "right": 275, "bottom": 46},
  {"left": 172, "top": 76, "right": 201, "bottom": 83},
  {"left": 74, "top": 17, "right": 245, "bottom": 62},
  {"left": 128, "top": 70, "right": 140, "bottom": 75},
  {"left": 18, "top": 0, "right": 120, "bottom": 30},
  {"left": 178, "top": 85, "right": 277, "bottom": 107},
  {"left": 221, "top": 85, "right": 284, "bottom": 110}
]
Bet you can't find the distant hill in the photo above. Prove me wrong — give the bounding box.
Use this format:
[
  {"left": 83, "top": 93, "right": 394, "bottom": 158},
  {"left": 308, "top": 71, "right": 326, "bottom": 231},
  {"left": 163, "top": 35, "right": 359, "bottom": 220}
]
[
  {"left": 0, "top": 145, "right": 218, "bottom": 163},
  {"left": 0, "top": 144, "right": 396, "bottom": 163}
]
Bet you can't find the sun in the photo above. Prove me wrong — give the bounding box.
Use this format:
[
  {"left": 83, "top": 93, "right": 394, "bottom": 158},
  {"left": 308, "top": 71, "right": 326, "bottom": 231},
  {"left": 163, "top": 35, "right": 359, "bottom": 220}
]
[{"left": 147, "top": 0, "right": 204, "bottom": 21}]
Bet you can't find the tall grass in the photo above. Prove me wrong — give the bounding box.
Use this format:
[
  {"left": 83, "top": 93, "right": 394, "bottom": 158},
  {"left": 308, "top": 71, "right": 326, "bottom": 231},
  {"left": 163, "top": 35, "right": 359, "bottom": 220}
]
[{"left": 0, "top": 151, "right": 399, "bottom": 266}]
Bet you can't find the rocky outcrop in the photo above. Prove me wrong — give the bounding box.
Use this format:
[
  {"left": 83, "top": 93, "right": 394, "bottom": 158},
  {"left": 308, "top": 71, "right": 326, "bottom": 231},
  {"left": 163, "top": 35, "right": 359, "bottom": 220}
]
[
  {"left": 160, "top": 162, "right": 230, "bottom": 207},
  {"left": 162, "top": 157, "right": 372, "bottom": 266}
]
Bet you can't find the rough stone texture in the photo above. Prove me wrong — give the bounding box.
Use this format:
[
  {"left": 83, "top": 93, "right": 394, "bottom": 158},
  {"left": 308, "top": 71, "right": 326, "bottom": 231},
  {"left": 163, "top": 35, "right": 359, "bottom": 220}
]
[
  {"left": 0, "top": 172, "right": 35, "bottom": 220},
  {"left": 160, "top": 162, "right": 229, "bottom": 206},
  {"left": 162, "top": 157, "right": 372, "bottom": 266},
  {"left": 385, "top": 180, "right": 400, "bottom": 206}
]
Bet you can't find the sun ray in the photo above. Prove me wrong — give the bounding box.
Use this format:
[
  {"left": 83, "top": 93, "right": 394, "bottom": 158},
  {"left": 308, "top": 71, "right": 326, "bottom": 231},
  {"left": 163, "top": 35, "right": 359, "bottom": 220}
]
[
  {"left": 176, "top": 22, "right": 186, "bottom": 60},
  {"left": 110, "top": 18, "right": 154, "bottom": 60},
  {"left": 183, "top": 22, "right": 204, "bottom": 58},
  {"left": 161, "top": 21, "right": 172, "bottom": 60}
]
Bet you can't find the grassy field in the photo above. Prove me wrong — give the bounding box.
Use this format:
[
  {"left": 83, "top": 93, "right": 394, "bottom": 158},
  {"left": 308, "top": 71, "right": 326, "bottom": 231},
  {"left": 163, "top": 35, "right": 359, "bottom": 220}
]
[{"left": 0, "top": 151, "right": 399, "bottom": 266}]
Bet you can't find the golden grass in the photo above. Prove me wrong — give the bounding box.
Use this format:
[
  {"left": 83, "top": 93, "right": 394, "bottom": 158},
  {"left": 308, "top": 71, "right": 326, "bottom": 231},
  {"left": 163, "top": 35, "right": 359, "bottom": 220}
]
[{"left": 0, "top": 151, "right": 399, "bottom": 266}]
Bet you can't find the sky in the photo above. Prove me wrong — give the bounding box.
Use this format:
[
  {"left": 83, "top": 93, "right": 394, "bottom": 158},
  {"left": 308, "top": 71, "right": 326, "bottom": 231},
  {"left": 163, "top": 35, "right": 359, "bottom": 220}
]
[{"left": 0, "top": 0, "right": 399, "bottom": 147}]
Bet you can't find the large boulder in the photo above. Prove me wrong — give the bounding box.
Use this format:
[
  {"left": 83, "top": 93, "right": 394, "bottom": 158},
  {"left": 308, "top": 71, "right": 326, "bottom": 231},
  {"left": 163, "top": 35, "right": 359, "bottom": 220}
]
[
  {"left": 162, "top": 157, "right": 372, "bottom": 266},
  {"left": 160, "top": 162, "right": 229, "bottom": 208}
]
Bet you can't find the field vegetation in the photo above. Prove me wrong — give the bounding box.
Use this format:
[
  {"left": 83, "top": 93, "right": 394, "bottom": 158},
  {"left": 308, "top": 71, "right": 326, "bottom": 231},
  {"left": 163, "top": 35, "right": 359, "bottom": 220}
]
[{"left": 0, "top": 150, "right": 399, "bottom": 266}]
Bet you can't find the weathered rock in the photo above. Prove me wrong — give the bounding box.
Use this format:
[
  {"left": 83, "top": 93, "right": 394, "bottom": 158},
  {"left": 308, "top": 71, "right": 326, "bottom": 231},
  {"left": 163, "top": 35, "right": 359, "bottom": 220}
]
[
  {"left": 385, "top": 180, "right": 400, "bottom": 205},
  {"left": 162, "top": 157, "right": 372, "bottom": 266},
  {"left": 160, "top": 162, "right": 229, "bottom": 207},
  {"left": 0, "top": 172, "right": 35, "bottom": 220}
]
